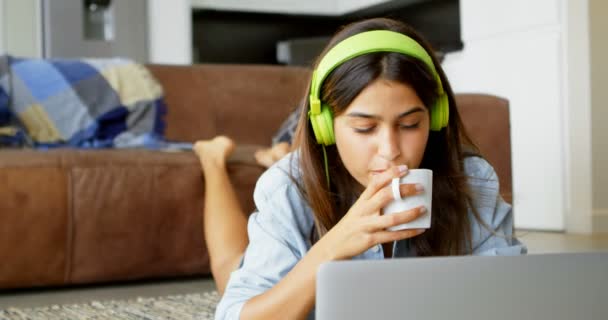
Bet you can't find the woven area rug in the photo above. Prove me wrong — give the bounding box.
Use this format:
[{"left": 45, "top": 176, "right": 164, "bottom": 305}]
[{"left": 0, "top": 291, "right": 220, "bottom": 320}]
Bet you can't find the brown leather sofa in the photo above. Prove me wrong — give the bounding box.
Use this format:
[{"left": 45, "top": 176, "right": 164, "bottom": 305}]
[{"left": 0, "top": 64, "right": 512, "bottom": 290}]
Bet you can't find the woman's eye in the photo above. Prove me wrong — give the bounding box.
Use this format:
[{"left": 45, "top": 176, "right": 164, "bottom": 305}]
[
  {"left": 354, "top": 126, "right": 375, "bottom": 133},
  {"left": 399, "top": 122, "right": 420, "bottom": 130}
]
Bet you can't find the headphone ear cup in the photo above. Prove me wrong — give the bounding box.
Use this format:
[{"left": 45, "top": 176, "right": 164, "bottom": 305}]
[
  {"left": 439, "top": 94, "right": 449, "bottom": 129},
  {"left": 320, "top": 105, "right": 335, "bottom": 145},
  {"left": 430, "top": 93, "right": 449, "bottom": 131},
  {"left": 310, "top": 104, "right": 335, "bottom": 146}
]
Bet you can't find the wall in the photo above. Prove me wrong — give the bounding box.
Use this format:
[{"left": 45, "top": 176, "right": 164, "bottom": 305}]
[
  {"left": 443, "top": 0, "right": 605, "bottom": 233},
  {"left": 442, "top": 0, "right": 566, "bottom": 230},
  {"left": 42, "top": 0, "right": 148, "bottom": 62},
  {"left": 148, "top": 0, "right": 192, "bottom": 64},
  {"left": 0, "top": 0, "right": 4, "bottom": 53},
  {"left": 590, "top": 0, "right": 608, "bottom": 231},
  {"left": 564, "top": 0, "right": 593, "bottom": 233},
  {"left": 3, "top": 0, "right": 181, "bottom": 63},
  {"left": 2, "top": 0, "right": 42, "bottom": 57}
]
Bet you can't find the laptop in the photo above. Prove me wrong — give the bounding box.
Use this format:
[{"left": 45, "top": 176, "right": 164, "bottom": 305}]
[{"left": 316, "top": 252, "right": 608, "bottom": 320}]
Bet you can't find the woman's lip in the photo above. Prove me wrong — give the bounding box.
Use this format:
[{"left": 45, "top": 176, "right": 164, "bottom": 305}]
[{"left": 370, "top": 170, "right": 387, "bottom": 175}]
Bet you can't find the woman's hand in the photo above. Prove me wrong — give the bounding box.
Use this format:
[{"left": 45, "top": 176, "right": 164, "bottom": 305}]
[{"left": 315, "top": 165, "right": 427, "bottom": 261}]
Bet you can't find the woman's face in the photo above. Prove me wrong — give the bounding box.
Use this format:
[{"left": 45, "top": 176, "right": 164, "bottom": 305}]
[{"left": 334, "top": 79, "right": 430, "bottom": 187}]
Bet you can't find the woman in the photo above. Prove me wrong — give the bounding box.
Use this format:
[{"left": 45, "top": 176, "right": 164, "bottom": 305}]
[{"left": 195, "top": 18, "right": 526, "bottom": 320}]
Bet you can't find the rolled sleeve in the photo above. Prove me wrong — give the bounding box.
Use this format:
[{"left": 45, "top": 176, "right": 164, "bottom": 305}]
[{"left": 465, "top": 157, "right": 528, "bottom": 256}]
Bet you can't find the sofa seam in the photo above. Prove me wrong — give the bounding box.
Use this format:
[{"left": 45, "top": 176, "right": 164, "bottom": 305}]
[
  {"left": 0, "top": 164, "right": 259, "bottom": 169},
  {"left": 64, "top": 162, "right": 75, "bottom": 284}
]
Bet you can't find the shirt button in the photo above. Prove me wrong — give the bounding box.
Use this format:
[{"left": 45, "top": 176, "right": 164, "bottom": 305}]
[{"left": 372, "top": 245, "right": 380, "bottom": 253}]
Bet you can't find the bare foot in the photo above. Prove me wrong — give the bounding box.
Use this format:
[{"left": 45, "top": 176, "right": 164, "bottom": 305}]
[
  {"left": 254, "top": 142, "right": 290, "bottom": 168},
  {"left": 271, "top": 142, "right": 290, "bottom": 159},
  {"left": 193, "top": 136, "right": 236, "bottom": 169}
]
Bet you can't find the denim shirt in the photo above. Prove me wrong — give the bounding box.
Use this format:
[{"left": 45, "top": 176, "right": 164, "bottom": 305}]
[{"left": 215, "top": 152, "right": 527, "bottom": 320}]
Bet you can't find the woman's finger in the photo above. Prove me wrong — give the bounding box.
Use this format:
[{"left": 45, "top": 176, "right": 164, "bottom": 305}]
[
  {"left": 398, "top": 183, "right": 424, "bottom": 198},
  {"left": 370, "top": 228, "right": 426, "bottom": 245},
  {"left": 367, "top": 182, "right": 424, "bottom": 213},
  {"left": 366, "top": 206, "right": 427, "bottom": 231},
  {"left": 360, "top": 165, "right": 408, "bottom": 200}
]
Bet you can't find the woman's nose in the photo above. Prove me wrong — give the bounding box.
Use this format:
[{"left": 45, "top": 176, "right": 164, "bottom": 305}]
[{"left": 377, "top": 128, "right": 400, "bottom": 161}]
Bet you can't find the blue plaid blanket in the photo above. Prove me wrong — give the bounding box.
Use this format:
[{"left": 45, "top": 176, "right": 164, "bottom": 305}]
[{"left": 0, "top": 55, "right": 187, "bottom": 149}]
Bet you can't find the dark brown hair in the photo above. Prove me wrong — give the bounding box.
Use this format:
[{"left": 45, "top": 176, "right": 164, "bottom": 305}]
[{"left": 291, "top": 18, "right": 482, "bottom": 256}]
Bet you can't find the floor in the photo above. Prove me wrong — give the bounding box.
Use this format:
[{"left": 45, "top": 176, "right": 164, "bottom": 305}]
[{"left": 1, "top": 231, "right": 607, "bottom": 309}]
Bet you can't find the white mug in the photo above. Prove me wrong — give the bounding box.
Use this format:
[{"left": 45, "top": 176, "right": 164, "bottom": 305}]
[{"left": 382, "top": 169, "right": 433, "bottom": 231}]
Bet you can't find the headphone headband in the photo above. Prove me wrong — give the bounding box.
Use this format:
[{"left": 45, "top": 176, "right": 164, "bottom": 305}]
[
  {"left": 309, "top": 30, "right": 445, "bottom": 116},
  {"left": 307, "top": 29, "right": 450, "bottom": 187}
]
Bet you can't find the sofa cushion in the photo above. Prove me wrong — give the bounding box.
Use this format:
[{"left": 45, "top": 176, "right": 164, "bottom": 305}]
[
  {"left": 0, "top": 147, "right": 265, "bottom": 287},
  {"left": 147, "top": 64, "right": 310, "bottom": 145},
  {"left": 65, "top": 148, "right": 264, "bottom": 283}
]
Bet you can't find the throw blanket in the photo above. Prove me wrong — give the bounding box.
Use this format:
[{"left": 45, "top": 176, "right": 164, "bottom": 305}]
[{"left": 0, "top": 55, "right": 178, "bottom": 149}]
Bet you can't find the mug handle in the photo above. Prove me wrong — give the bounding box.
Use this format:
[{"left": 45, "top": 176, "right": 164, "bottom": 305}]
[{"left": 391, "top": 178, "right": 403, "bottom": 201}]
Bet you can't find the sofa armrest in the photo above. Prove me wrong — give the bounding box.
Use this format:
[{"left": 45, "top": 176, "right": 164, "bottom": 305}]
[
  {"left": 0, "top": 155, "right": 69, "bottom": 288},
  {"left": 455, "top": 94, "right": 512, "bottom": 203}
]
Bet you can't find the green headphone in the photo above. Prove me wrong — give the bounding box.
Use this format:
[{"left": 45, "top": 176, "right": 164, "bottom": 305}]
[{"left": 308, "top": 30, "right": 450, "bottom": 147}]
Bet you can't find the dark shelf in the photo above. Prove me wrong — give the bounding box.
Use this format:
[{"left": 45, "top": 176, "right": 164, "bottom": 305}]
[{"left": 192, "top": 0, "right": 461, "bottom": 65}]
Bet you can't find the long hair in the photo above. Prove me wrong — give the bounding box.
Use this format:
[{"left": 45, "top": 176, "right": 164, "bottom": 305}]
[{"left": 291, "top": 18, "right": 482, "bottom": 256}]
